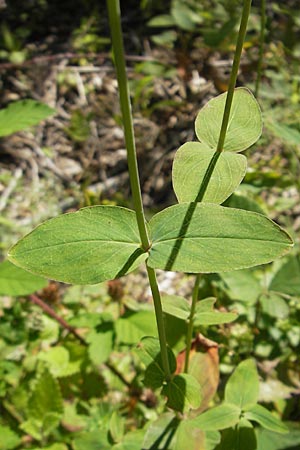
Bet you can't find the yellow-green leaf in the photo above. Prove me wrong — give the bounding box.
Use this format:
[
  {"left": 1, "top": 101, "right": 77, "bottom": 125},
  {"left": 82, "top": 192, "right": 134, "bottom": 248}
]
[
  {"left": 172, "top": 142, "right": 247, "bottom": 203},
  {"left": 195, "top": 88, "right": 262, "bottom": 152}
]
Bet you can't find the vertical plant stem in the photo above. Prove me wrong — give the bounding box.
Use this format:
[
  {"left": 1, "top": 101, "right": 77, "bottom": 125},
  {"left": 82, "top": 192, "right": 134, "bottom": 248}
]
[
  {"left": 196, "top": 0, "right": 252, "bottom": 203},
  {"left": 255, "top": 0, "right": 266, "bottom": 97},
  {"left": 106, "top": 0, "right": 150, "bottom": 250},
  {"left": 184, "top": 273, "right": 201, "bottom": 373},
  {"left": 106, "top": 0, "right": 171, "bottom": 380},
  {"left": 186, "top": 0, "right": 253, "bottom": 369},
  {"left": 147, "top": 266, "right": 171, "bottom": 379}
]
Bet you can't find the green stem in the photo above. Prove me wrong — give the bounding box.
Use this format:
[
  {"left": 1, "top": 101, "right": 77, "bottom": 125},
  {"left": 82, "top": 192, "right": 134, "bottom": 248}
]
[
  {"left": 147, "top": 266, "right": 171, "bottom": 379},
  {"left": 106, "top": 0, "right": 150, "bottom": 250},
  {"left": 255, "top": 0, "right": 266, "bottom": 97},
  {"left": 106, "top": 0, "right": 171, "bottom": 380},
  {"left": 197, "top": 0, "right": 252, "bottom": 202},
  {"left": 186, "top": 0, "right": 253, "bottom": 368},
  {"left": 184, "top": 273, "right": 201, "bottom": 373}
]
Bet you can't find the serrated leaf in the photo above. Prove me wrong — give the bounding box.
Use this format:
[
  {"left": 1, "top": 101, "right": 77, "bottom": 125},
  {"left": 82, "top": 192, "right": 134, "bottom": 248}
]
[
  {"left": 116, "top": 310, "right": 157, "bottom": 345},
  {"left": 148, "top": 203, "right": 293, "bottom": 273},
  {"left": 161, "top": 294, "right": 190, "bottom": 320},
  {"left": 27, "top": 368, "right": 63, "bottom": 421},
  {"left": 194, "top": 298, "right": 237, "bottom": 326},
  {"left": 269, "top": 255, "right": 300, "bottom": 296},
  {"left": 87, "top": 324, "right": 114, "bottom": 365},
  {"left": 136, "top": 336, "right": 176, "bottom": 389},
  {"left": 162, "top": 373, "right": 202, "bottom": 412},
  {"left": 225, "top": 359, "right": 259, "bottom": 409},
  {"left": 172, "top": 142, "right": 247, "bottom": 203},
  {"left": 191, "top": 403, "right": 241, "bottom": 431},
  {"left": 8, "top": 206, "right": 147, "bottom": 285},
  {"left": 195, "top": 88, "right": 262, "bottom": 152},
  {"left": 38, "top": 345, "right": 83, "bottom": 377},
  {"left": 0, "top": 425, "right": 21, "bottom": 450},
  {"left": 0, "top": 260, "right": 47, "bottom": 296},
  {"left": 0, "top": 99, "right": 55, "bottom": 137},
  {"left": 244, "top": 404, "right": 289, "bottom": 434}
]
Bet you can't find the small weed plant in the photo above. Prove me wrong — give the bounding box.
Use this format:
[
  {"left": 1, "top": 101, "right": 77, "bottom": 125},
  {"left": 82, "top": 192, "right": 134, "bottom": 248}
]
[{"left": 2, "top": 0, "right": 296, "bottom": 449}]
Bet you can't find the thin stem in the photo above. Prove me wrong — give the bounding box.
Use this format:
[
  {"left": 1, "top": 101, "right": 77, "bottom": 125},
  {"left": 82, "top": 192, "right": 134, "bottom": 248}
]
[
  {"left": 197, "top": 0, "right": 252, "bottom": 203},
  {"left": 147, "top": 266, "right": 171, "bottom": 379},
  {"left": 184, "top": 273, "right": 201, "bottom": 373},
  {"left": 255, "top": 0, "right": 266, "bottom": 97},
  {"left": 106, "top": 0, "right": 150, "bottom": 250},
  {"left": 185, "top": 0, "right": 253, "bottom": 368},
  {"left": 107, "top": 0, "right": 171, "bottom": 380}
]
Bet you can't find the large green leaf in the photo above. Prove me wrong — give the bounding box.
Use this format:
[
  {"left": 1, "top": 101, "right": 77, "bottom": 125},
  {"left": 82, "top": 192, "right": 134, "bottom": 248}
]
[
  {"left": 0, "top": 99, "right": 55, "bottom": 137},
  {"left": 148, "top": 203, "right": 293, "bottom": 273},
  {"left": 8, "top": 206, "right": 147, "bottom": 285},
  {"left": 225, "top": 359, "right": 259, "bottom": 409},
  {"left": 194, "top": 298, "right": 237, "bottom": 326},
  {"left": 244, "top": 404, "right": 288, "bottom": 434},
  {"left": 162, "top": 373, "right": 202, "bottom": 412},
  {"left": 191, "top": 403, "right": 241, "bottom": 431},
  {"left": 195, "top": 88, "right": 262, "bottom": 152},
  {"left": 172, "top": 142, "right": 247, "bottom": 203},
  {"left": 27, "top": 368, "right": 63, "bottom": 420},
  {"left": 0, "top": 260, "right": 47, "bottom": 296}
]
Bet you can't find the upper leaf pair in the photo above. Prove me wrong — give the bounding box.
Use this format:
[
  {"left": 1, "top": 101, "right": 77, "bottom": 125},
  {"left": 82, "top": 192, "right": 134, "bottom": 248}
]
[{"left": 173, "top": 88, "right": 262, "bottom": 204}]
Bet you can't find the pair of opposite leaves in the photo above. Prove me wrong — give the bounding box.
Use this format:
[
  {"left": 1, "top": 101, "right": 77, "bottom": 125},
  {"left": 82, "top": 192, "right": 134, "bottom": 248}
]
[{"left": 8, "top": 88, "right": 293, "bottom": 285}]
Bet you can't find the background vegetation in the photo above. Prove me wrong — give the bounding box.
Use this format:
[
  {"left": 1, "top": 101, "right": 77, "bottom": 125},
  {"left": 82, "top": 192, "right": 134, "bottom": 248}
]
[{"left": 0, "top": 1, "right": 299, "bottom": 449}]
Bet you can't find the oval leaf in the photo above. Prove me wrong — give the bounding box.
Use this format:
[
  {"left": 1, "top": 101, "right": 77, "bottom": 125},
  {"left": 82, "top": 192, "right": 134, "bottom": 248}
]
[
  {"left": 161, "top": 294, "right": 191, "bottom": 320},
  {"left": 8, "top": 206, "right": 147, "bottom": 285},
  {"left": 191, "top": 403, "right": 241, "bottom": 431},
  {"left": 0, "top": 260, "right": 47, "bottom": 295},
  {"left": 0, "top": 99, "right": 55, "bottom": 137},
  {"left": 148, "top": 203, "right": 293, "bottom": 273},
  {"left": 269, "top": 254, "right": 300, "bottom": 296},
  {"left": 172, "top": 142, "right": 247, "bottom": 203},
  {"left": 195, "top": 88, "right": 262, "bottom": 152},
  {"left": 225, "top": 359, "right": 259, "bottom": 409},
  {"left": 244, "top": 404, "right": 288, "bottom": 434},
  {"left": 194, "top": 298, "right": 237, "bottom": 326}
]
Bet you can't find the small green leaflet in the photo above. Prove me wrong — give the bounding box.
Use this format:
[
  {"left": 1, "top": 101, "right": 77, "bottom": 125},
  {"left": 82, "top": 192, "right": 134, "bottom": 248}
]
[
  {"left": 190, "top": 403, "right": 241, "bottom": 431},
  {"left": 244, "top": 404, "right": 289, "bottom": 434},
  {"left": 8, "top": 206, "right": 147, "bottom": 285},
  {"left": 0, "top": 99, "right": 55, "bottom": 137},
  {"left": 162, "top": 373, "right": 202, "bottom": 412},
  {"left": 194, "top": 298, "right": 237, "bottom": 326},
  {"left": 148, "top": 203, "right": 293, "bottom": 273},
  {"left": 172, "top": 142, "right": 247, "bottom": 203},
  {"left": 195, "top": 87, "right": 262, "bottom": 152}
]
